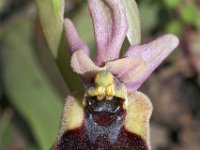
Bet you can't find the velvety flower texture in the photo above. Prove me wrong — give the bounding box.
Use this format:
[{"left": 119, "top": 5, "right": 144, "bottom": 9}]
[{"left": 64, "top": 0, "right": 179, "bottom": 91}]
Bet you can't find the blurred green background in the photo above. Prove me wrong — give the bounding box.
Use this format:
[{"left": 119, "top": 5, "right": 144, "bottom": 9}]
[{"left": 0, "top": 0, "right": 200, "bottom": 150}]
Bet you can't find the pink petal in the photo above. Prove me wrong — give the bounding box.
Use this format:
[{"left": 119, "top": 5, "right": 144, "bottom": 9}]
[
  {"left": 88, "top": 0, "right": 128, "bottom": 66},
  {"left": 124, "top": 34, "right": 179, "bottom": 90},
  {"left": 71, "top": 50, "right": 105, "bottom": 79},
  {"left": 106, "top": 56, "right": 146, "bottom": 86},
  {"left": 64, "top": 18, "right": 90, "bottom": 56}
]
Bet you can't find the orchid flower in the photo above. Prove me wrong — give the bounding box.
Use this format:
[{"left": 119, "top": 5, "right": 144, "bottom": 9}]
[{"left": 53, "top": 0, "right": 179, "bottom": 149}]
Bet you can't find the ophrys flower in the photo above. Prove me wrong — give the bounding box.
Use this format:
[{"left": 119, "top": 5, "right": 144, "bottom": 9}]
[{"left": 53, "top": 0, "right": 179, "bottom": 149}]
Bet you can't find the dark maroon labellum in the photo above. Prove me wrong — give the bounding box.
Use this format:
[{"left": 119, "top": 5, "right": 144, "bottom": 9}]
[{"left": 56, "top": 97, "right": 148, "bottom": 150}]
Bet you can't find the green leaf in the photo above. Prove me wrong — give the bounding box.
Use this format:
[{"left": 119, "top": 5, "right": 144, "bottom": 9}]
[
  {"left": 139, "top": 1, "right": 159, "bottom": 33},
  {"left": 35, "top": 0, "right": 83, "bottom": 91},
  {"left": 1, "top": 17, "right": 63, "bottom": 150},
  {"left": 0, "top": 110, "right": 13, "bottom": 149},
  {"left": 163, "top": 0, "right": 181, "bottom": 8},
  {"left": 35, "top": 0, "right": 64, "bottom": 57},
  {"left": 180, "top": 3, "right": 198, "bottom": 24},
  {"left": 165, "top": 20, "right": 182, "bottom": 35},
  {"left": 123, "top": 0, "right": 141, "bottom": 45},
  {"left": 195, "top": 19, "right": 200, "bottom": 30},
  {"left": 0, "top": 84, "right": 2, "bottom": 99},
  {"left": 53, "top": 0, "right": 62, "bottom": 18}
]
